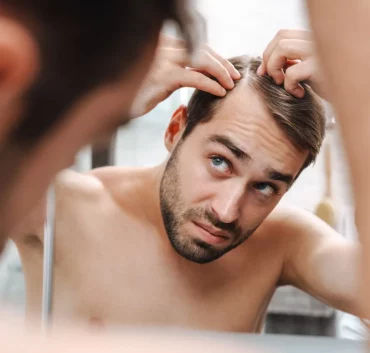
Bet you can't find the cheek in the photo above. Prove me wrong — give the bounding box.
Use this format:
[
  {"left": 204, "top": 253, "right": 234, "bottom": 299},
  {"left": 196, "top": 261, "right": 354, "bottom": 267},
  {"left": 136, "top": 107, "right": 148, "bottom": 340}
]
[
  {"left": 177, "top": 153, "right": 217, "bottom": 205},
  {"left": 240, "top": 196, "right": 282, "bottom": 229}
]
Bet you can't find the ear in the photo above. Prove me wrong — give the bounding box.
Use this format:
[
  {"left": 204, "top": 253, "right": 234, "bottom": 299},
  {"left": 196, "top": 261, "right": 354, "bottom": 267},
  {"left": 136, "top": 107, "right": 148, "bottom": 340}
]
[
  {"left": 164, "top": 105, "right": 188, "bottom": 152},
  {"left": 0, "top": 17, "right": 39, "bottom": 140}
]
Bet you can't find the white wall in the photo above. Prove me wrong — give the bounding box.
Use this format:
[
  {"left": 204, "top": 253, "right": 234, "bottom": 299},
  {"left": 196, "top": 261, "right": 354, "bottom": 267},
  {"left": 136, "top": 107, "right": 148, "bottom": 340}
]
[{"left": 196, "top": 0, "right": 310, "bottom": 57}]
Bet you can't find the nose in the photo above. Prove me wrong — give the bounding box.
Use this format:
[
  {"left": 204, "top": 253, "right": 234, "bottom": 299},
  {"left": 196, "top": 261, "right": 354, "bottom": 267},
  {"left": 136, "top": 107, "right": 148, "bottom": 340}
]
[{"left": 211, "top": 184, "right": 244, "bottom": 224}]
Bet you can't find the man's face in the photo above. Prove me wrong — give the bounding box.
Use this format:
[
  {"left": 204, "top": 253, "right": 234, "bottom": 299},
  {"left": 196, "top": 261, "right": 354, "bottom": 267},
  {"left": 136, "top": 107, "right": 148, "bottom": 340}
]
[
  {"left": 0, "top": 30, "right": 157, "bottom": 235},
  {"left": 160, "top": 81, "right": 308, "bottom": 264}
]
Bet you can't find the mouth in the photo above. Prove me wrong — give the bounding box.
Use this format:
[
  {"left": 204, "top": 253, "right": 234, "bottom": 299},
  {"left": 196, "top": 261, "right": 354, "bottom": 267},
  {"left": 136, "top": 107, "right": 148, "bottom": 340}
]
[{"left": 192, "top": 221, "right": 230, "bottom": 246}]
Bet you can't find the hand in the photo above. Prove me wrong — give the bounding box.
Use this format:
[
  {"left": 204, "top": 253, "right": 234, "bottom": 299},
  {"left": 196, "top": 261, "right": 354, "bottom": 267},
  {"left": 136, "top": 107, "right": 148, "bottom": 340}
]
[
  {"left": 257, "top": 29, "right": 329, "bottom": 100},
  {"left": 130, "top": 35, "right": 241, "bottom": 117}
]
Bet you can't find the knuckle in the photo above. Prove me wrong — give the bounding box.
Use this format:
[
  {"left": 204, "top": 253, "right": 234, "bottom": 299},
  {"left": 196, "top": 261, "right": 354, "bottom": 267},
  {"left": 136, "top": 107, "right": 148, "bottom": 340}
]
[
  {"left": 277, "top": 29, "right": 289, "bottom": 38},
  {"left": 284, "top": 79, "right": 294, "bottom": 89},
  {"left": 285, "top": 67, "right": 299, "bottom": 81},
  {"left": 198, "top": 74, "right": 209, "bottom": 85},
  {"left": 203, "top": 43, "right": 211, "bottom": 52},
  {"left": 266, "top": 60, "right": 275, "bottom": 73},
  {"left": 277, "top": 39, "right": 291, "bottom": 52},
  {"left": 269, "top": 69, "right": 284, "bottom": 83},
  {"left": 199, "top": 50, "right": 212, "bottom": 66},
  {"left": 219, "top": 57, "right": 230, "bottom": 67},
  {"left": 219, "top": 65, "right": 230, "bottom": 78}
]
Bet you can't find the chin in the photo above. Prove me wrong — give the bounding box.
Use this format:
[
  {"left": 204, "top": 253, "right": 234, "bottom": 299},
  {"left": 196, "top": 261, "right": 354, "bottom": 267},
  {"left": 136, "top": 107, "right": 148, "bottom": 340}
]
[{"left": 170, "top": 237, "right": 227, "bottom": 264}]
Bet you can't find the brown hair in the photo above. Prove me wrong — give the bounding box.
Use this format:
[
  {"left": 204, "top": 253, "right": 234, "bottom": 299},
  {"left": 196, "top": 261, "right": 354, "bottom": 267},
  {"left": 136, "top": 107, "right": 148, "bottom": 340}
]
[
  {"left": 0, "top": 0, "right": 197, "bottom": 211},
  {"left": 183, "top": 55, "right": 326, "bottom": 170}
]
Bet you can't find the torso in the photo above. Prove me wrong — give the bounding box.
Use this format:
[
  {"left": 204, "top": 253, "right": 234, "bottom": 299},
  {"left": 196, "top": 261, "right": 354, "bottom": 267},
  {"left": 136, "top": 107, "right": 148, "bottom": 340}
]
[{"left": 14, "top": 167, "right": 286, "bottom": 333}]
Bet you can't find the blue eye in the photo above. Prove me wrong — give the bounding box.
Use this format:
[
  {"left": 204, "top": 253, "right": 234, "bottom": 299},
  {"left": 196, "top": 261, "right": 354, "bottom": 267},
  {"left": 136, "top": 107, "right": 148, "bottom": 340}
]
[
  {"left": 210, "top": 156, "right": 230, "bottom": 173},
  {"left": 254, "top": 183, "right": 276, "bottom": 197}
]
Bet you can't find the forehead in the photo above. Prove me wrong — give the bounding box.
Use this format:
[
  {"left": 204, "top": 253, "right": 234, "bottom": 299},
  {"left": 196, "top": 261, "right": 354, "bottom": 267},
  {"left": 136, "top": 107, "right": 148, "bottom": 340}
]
[{"left": 196, "top": 80, "right": 308, "bottom": 175}]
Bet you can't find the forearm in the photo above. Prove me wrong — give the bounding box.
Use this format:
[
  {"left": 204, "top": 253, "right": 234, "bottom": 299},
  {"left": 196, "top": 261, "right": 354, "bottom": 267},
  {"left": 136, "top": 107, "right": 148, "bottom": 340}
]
[{"left": 307, "top": 0, "right": 370, "bottom": 319}]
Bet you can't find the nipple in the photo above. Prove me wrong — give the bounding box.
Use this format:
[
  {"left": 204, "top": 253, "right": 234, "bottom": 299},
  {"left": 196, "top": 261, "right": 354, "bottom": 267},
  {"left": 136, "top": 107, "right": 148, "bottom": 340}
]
[{"left": 88, "top": 316, "right": 104, "bottom": 331}]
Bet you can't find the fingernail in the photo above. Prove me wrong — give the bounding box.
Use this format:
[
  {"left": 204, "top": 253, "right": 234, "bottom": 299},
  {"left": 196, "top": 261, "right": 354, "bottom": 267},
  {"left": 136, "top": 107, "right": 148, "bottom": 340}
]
[
  {"left": 233, "top": 69, "right": 241, "bottom": 79},
  {"left": 221, "top": 87, "right": 227, "bottom": 95},
  {"left": 293, "top": 87, "right": 305, "bottom": 98},
  {"left": 257, "top": 65, "right": 263, "bottom": 75}
]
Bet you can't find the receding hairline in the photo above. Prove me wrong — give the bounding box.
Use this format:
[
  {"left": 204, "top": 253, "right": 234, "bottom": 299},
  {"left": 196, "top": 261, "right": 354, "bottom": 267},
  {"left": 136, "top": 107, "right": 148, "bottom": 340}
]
[{"left": 184, "top": 55, "right": 326, "bottom": 171}]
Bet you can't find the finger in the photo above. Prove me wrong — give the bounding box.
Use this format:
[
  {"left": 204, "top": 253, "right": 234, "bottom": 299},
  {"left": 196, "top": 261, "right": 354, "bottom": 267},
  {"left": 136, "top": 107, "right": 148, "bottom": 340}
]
[
  {"left": 204, "top": 45, "right": 241, "bottom": 80},
  {"left": 263, "top": 29, "right": 312, "bottom": 62},
  {"left": 187, "top": 68, "right": 212, "bottom": 78},
  {"left": 257, "top": 61, "right": 267, "bottom": 75},
  {"left": 274, "top": 29, "right": 312, "bottom": 41},
  {"left": 180, "top": 70, "right": 227, "bottom": 96},
  {"left": 284, "top": 61, "right": 313, "bottom": 98},
  {"left": 192, "top": 51, "right": 235, "bottom": 89},
  {"left": 164, "top": 48, "right": 189, "bottom": 66},
  {"left": 158, "top": 34, "right": 186, "bottom": 49},
  {"left": 261, "top": 29, "right": 312, "bottom": 76},
  {"left": 266, "top": 39, "right": 312, "bottom": 85},
  {"left": 284, "top": 59, "right": 301, "bottom": 70}
]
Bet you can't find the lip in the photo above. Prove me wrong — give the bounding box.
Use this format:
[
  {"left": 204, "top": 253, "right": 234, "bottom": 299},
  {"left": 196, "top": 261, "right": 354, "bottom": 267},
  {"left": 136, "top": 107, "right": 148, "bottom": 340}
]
[{"left": 192, "top": 221, "right": 230, "bottom": 245}]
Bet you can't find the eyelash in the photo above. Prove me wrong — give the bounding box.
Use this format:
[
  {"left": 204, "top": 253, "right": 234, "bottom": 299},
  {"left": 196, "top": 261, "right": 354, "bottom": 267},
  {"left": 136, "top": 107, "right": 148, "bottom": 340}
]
[
  {"left": 253, "top": 182, "right": 280, "bottom": 196},
  {"left": 209, "top": 155, "right": 232, "bottom": 174},
  {"left": 208, "top": 155, "right": 281, "bottom": 196}
]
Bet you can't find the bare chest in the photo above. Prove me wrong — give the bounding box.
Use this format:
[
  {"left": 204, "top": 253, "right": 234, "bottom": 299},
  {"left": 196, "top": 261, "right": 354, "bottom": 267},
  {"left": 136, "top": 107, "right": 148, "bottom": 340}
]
[{"left": 26, "top": 215, "right": 281, "bottom": 332}]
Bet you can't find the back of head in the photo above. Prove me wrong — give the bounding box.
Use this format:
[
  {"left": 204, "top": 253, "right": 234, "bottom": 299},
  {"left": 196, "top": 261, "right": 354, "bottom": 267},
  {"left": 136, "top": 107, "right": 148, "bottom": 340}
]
[
  {"left": 184, "top": 55, "right": 326, "bottom": 171},
  {"left": 2, "top": 0, "right": 196, "bottom": 149},
  {"left": 0, "top": 0, "right": 197, "bottom": 233}
]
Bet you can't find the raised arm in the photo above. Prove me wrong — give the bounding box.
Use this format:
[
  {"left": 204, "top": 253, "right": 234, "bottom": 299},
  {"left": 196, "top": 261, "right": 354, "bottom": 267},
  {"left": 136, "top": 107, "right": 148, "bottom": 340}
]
[
  {"left": 130, "top": 34, "right": 241, "bottom": 117},
  {"left": 270, "top": 206, "right": 361, "bottom": 316},
  {"left": 306, "top": 0, "right": 370, "bottom": 321}
]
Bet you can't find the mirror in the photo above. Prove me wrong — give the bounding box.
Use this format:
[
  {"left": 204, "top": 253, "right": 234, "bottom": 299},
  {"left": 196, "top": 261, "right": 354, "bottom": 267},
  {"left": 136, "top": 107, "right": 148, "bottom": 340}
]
[{"left": 0, "top": 0, "right": 364, "bottom": 344}]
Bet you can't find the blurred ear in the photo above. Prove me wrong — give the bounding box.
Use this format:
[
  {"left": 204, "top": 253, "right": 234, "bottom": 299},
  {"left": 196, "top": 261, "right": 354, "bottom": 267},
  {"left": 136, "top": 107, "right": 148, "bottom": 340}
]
[
  {"left": 164, "top": 105, "right": 188, "bottom": 152},
  {"left": 0, "top": 17, "right": 39, "bottom": 141}
]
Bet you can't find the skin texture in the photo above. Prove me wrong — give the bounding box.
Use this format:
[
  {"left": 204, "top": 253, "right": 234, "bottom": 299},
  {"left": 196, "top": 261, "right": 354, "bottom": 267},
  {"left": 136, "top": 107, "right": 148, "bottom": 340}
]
[
  {"left": 10, "top": 79, "right": 360, "bottom": 333},
  {"left": 305, "top": 0, "right": 370, "bottom": 325}
]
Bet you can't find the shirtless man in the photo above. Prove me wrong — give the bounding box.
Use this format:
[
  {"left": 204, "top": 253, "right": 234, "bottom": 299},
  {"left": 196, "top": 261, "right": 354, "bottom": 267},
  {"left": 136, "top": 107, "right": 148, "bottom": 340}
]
[
  {"left": 10, "top": 30, "right": 360, "bottom": 333},
  {"left": 0, "top": 2, "right": 259, "bottom": 352}
]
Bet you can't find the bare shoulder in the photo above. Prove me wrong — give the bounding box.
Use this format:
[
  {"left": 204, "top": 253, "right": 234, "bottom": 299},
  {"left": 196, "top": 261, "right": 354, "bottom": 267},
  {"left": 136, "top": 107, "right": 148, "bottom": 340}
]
[
  {"left": 55, "top": 167, "right": 140, "bottom": 202},
  {"left": 10, "top": 169, "right": 107, "bottom": 242},
  {"left": 258, "top": 204, "right": 340, "bottom": 243},
  {"left": 87, "top": 166, "right": 154, "bottom": 204},
  {"left": 56, "top": 168, "right": 105, "bottom": 196},
  {"left": 87, "top": 166, "right": 139, "bottom": 189},
  {"left": 56, "top": 166, "right": 149, "bottom": 213}
]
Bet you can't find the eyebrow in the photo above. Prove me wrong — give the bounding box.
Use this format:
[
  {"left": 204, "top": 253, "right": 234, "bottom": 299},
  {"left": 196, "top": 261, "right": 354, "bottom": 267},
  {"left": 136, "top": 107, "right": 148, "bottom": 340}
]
[
  {"left": 208, "top": 134, "right": 294, "bottom": 186},
  {"left": 266, "top": 169, "right": 294, "bottom": 186},
  {"left": 208, "top": 134, "right": 250, "bottom": 162}
]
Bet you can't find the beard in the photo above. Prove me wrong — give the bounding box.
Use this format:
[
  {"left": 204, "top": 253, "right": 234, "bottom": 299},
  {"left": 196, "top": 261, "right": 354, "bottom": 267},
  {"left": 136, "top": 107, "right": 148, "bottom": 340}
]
[{"left": 159, "top": 141, "right": 260, "bottom": 264}]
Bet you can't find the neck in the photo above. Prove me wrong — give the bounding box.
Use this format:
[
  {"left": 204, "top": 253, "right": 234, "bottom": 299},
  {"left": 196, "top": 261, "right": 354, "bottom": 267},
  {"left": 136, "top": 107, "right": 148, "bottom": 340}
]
[{"left": 140, "top": 162, "right": 167, "bottom": 231}]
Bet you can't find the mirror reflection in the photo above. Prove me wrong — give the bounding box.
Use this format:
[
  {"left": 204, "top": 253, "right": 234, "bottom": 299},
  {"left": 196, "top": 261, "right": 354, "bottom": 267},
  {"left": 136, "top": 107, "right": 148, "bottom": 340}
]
[{"left": 0, "top": 0, "right": 365, "bottom": 346}]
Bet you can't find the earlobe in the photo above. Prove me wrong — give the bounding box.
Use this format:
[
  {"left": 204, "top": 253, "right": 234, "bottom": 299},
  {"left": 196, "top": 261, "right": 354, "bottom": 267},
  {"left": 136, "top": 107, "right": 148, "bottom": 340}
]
[
  {"left": 0, "top": 17, "right": 39, "bottom": 140},
  {"left": 0, "top": 17, "right": 39, "bottom": 101},
  {"left": 164, "top": 105, "right": 188, "bottom": 151}
]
